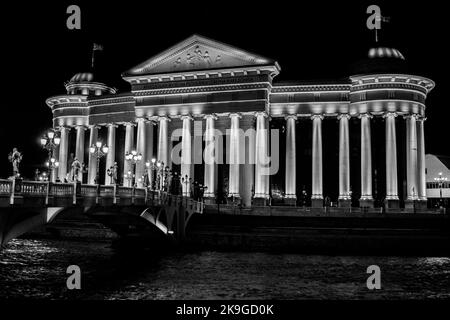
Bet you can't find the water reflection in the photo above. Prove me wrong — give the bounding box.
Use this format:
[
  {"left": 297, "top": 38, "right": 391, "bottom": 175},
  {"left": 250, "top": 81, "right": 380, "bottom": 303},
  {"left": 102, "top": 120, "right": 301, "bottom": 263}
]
[{"left": 0, "top": 239, "right": 449, "bottom": 299}]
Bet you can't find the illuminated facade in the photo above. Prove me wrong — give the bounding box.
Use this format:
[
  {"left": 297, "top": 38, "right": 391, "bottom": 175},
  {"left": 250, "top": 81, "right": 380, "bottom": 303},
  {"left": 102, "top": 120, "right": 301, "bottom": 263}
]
[{"left": 46, "top": 35, "right": 435, "bottom": 209}]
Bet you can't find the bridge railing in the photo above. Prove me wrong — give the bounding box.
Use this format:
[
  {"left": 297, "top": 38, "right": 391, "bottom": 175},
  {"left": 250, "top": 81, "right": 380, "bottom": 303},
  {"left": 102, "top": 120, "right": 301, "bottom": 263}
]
[
  {"left": 21, "top": 181, "right": 48, "bottom": 195},
  {"left": 0, "top": 179, "right": 12, "bottom": 194},
  {"left": 117, "top": 186, "right": 133, "bottom": 198},
  {"left": 81, "top": 184, "right": 98, "bottom": 197},
  {"left": 99, "top": 185, "right": 115, "bottom": 197},
  {"left": 1, "top": 179, "right": 205, "bottom": 211},
  {"left": 50, "top": 183, "right": 74, "bottom": 196}
]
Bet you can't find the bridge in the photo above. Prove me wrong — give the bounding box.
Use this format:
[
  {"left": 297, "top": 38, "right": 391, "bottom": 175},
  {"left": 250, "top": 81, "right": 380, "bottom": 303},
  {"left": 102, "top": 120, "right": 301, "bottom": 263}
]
[{"left": 0, "top": 179, "right": 204, "bottom": 248}]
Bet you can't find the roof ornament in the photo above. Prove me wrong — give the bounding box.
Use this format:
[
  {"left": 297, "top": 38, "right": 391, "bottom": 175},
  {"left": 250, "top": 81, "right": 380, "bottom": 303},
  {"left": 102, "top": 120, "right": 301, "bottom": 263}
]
[{"left": 91, "top": 43, "right": 104, "bottom": 69}]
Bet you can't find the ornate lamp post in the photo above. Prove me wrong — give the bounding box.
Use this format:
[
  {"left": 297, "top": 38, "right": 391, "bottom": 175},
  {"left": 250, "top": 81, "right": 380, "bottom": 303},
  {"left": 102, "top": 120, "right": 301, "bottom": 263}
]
[
  {"left": 125, "top": 150, "right": 142, "bottom": 187},
  {"left": 39, "top": 171, "right": 49, "bottom": 182},
  {"left": 89, "top": 141, "right": 109, "bottom": 184},
  {"left": 181, "top": 174, "right": 191, "bottom": 197},
  {"left": 434, "top": 172, "right": 448, "bottom": 208},
  {"left": 45, "top": 157, "right": 60, "bottom": 182},
  {"left": 123, "top": 170, "right": 134, "bottom": 187},
  {"left": 156, "top": 160, "right": 165, "bottom": 191},
  {"left": 146, "top": 158, "right": 157, "bottom": 190},
  {"left": 40, "top": 130, "right": 61, "bottom": 182}
]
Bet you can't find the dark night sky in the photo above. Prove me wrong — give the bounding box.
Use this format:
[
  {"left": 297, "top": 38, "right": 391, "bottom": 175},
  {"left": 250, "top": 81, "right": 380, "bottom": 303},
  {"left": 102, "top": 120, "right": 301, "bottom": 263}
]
[{"left": 0, "top": 0, "right": 448, "bottom": 178}]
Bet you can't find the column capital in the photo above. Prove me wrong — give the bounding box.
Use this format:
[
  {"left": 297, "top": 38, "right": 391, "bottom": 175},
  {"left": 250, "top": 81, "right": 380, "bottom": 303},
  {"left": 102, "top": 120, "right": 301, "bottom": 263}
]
[
  {"left": 135, "top": 117, "right": 148, "bottom": 124},
  {"left": 254, "top": 111, "right": 269, "bottom": 118},
  {"left": 383, "top": 112, "right": 398, "bottom": 119},
  {"left": 56, "top": 125, "right": 70, "bottom": 131},
  {"left": 204, "top": 113, "right": 218, "bottom": 120},
  {"left": 105, "top": 123, "right": 119, "bottom": 128},
  {"left": 181, "top": 114, "right": 194, "bottom": 121},
  {"left": 229, "top": 112, "right": 242, "bottom": 119},
  {"left": 122, "top": 122, "right": 137, "bottom": 127},
  {"left": 157, "top": 116, "right": 171, "bottom": 122},
  {"left": 358, "top": 113, "right": 373, "bottom": 119},
  {"left": 75, "top": 125, "right": 87, "bottom": 130},
  {"left": 337, "top": 113, "right": 351, "bottom": 120},
  {"left": 311, "top": 114, "right": 324, "bottom": 121},
  {"left": 417, "top": 116, "right": 427, "bottom": 122},
  {"left": 88, "top": 125, "right": 101, "bottom": 130},
  {"left": 403, "top": 113, "right": 419, "bottom": 120},
  {"left": 285, "top": 114, "right": 298, "bottom": 121}
]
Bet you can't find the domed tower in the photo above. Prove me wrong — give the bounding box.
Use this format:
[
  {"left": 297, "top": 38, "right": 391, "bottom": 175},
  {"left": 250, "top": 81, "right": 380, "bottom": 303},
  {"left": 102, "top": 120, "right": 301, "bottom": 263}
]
[
  {"left": 45, "top": 71, "right": 116, "bottom": 182},
  {"left": 349, "top": 46, "right": 434, "bottom": 209}
]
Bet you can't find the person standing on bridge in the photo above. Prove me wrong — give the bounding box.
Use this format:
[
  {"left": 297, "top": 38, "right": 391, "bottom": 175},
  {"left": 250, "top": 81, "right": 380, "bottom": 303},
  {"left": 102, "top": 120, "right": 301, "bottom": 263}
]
[{"left": 8, "top": 148, "right": 23, "bottom": 178}]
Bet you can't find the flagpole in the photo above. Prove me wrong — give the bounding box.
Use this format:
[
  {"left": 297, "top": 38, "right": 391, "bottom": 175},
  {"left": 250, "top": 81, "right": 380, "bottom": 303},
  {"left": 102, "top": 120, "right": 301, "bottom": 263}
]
[{"left": 91, "top": 44, "right": 95, "bottom": 69}]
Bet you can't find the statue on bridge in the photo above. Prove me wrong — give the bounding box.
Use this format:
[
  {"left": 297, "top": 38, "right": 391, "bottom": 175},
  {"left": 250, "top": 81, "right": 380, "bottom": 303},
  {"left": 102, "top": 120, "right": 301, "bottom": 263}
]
[
  {"left": 107, "top": 162, "right": 118, "bottom": 184},
  {"left": 71, "top": 158, "right": 82, "bottom": 182},
  {"left": 8, "top": 147, "right": 23, "bottom": 178}
]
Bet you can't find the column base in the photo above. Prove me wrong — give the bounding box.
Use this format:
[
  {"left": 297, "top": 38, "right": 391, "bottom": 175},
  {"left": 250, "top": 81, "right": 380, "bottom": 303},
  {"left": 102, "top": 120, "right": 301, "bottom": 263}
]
[
  {"left": 227, "top": 196, "right": 241, "bottom": 205},
  {"left": 405, "top": 199, "right": 418, "bottom": 210},
  {"left": 311, "top": 198, "right": 323, "bottom": 208},
  {"left": 338, "top": 199, "right": 351, "bottom": 208},
  {"left": 204, "top": 197, "right": 216, "bottom": 205},
  {"left": 416, "top": 199, "right": 428, "bottom": 210},
  {"left": 284, "top": 197, "right": 297, "bottom": 206},
  {"left": 384, "top": 198, "right": 399, "bottom": 209},
  {"left": 253, "top": 197, "right": 268, "bottom": 206},
  {"left": 359, "top": 198, "right": 374, "bottom": 208}
]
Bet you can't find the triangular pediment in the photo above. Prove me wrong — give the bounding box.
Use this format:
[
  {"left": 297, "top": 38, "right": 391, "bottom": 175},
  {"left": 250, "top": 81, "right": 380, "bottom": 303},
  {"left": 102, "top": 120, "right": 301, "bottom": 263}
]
[{"left": 123, "top": 34, "right": 276, "bottom": 76}]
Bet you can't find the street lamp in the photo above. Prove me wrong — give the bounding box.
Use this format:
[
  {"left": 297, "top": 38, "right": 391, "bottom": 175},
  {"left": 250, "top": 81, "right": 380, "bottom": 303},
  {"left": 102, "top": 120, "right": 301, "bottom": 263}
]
[
  {"left": 125, "top": 150, "right": 142, "bottom": 187},
  {"left": 40, "top": 129, "right": 61, "bottom": 182},
  {"left": 89, "top": 141, "right": 109, "bottom": 184},
  {"left": 124, "top": 170, "right": 134, "bottom": 186},
  {"left": 434, "top": 172, "right": 448, "bottom": 208},
  {"left": 45, "top": 157, "right": 60, "bottom": 182},
  {"left": 181, "top": 174, "right": 191, "bottom": 197}
]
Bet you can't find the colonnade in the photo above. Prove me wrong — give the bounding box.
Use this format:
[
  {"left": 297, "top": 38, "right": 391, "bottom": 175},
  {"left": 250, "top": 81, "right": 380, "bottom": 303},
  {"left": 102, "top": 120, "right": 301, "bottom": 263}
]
[{"left": 54, "top": 111, "right": 427, "bottom": 207}]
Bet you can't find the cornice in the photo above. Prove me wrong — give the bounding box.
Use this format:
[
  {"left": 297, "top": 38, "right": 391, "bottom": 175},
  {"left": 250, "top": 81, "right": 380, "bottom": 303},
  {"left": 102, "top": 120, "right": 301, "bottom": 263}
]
[{"left": 271, "top": 84, "right": 351, "bottom": 93}]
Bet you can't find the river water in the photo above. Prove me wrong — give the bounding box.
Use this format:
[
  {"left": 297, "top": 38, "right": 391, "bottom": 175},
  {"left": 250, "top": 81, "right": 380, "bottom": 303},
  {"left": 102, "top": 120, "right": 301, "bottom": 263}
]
[{"left": 0, "top": 238, "right": 449, "bottom": 299}]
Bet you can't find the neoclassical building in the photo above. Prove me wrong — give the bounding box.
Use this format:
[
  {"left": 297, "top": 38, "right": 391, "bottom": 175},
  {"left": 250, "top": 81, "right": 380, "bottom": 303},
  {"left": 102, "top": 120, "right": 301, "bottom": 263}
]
[{"left": 46, "top": 35, "right": 434, "bottom": 209}]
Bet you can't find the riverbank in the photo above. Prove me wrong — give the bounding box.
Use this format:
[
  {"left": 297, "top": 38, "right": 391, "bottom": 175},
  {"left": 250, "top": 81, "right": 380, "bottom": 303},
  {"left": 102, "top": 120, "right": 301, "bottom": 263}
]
[{"left": 22, "top": 208, "right": 450, "bottom": 256}]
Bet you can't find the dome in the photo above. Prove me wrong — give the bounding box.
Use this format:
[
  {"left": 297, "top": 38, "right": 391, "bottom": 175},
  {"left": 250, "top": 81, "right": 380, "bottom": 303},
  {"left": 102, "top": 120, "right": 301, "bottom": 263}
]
[
  {"left": 368, "top": 47, "right": 405, "bottom": 60},
  {"left": 350, "top": 46, "right": 409, "bottom": 75},
  {"left": 69, "top": 72, "right": 95, "bottom": 83}
]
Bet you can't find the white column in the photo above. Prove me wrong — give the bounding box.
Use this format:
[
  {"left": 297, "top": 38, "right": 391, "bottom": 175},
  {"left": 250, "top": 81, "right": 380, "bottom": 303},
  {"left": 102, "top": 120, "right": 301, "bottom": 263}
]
[
  {"left": 405, "top": 114, "right": 418, "bottom": 200},
  {"left": 254, "top": 111, "right": 269, "bottom": 200},
  {"left": 359, "top": 113, "right": 373, "bottom": 205},
  {"left": 181, "top": 115, "right": 193, "bottom": 196},
  {"left": 75, "top": 126, "right": 86, "bottom": 168},
  {"left": 311, "top": 114, "right": 323, "bottom": 205},
  {"left": 285, "top": 115, "right": 297, "bottom": 201},
  {"left": 58, "top": 126, "right": 70, "bottom": 182},
  {"left": 105, "top": 124, "right": 117, "bottom": 185},
  {"left": 123, "top": 122, "right": 135, "bottom": 187},
  {"left": 338, "top": 114, "right": 351, "bottom": 205},
  {"left": 204, "top": 114, "right": 218, "bottom": 198},
  {"left": 417, "top": 117, "right": 427, "bottom": 201},
  {"left": 135, "top": 118, "right": 147, "bottom": 187},
  {"left": 157, "top": 116, "right": 170, "bottom": 166},
  {"left": 240, "top": 116, "right": 255, "bottom": 207},
  {"left": 229, "top": 113, "right": 241, "bottom": 198},
  {"left": 87, "top": 125, "right": 99, "bottom": 185},
  {"left": 384, "top": 112, "right": 399, "bottom": 201}
]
